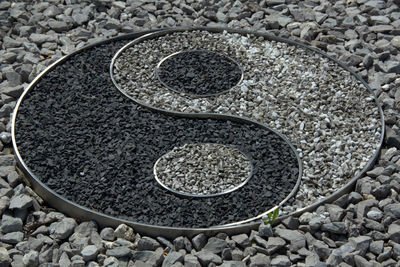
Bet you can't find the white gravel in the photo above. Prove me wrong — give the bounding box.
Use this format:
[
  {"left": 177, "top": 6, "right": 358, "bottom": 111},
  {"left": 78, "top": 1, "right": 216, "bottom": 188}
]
[
  {"left": 112, "top": 30, "right": 382, "bottom": 212},
  {"left": 154, "top": 143, "right": 252, "bottom": 196}
]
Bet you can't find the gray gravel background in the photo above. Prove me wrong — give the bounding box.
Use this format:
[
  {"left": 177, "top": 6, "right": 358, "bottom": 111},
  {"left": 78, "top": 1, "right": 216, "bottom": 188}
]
[{"left": 1, "top": 0, "right": 400, "bottom": 266}]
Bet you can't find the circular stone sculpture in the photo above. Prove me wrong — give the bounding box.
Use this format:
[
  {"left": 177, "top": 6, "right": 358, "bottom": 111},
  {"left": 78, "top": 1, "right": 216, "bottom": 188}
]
[
  {"left": 12, "top": 27, "right": 383, "bottom": 237},
  {"left": 154, "top": 143, "right": 253, "bottom": 197},
  {"left": 155, "top": 50, "right": 243, "bottom": 96}
]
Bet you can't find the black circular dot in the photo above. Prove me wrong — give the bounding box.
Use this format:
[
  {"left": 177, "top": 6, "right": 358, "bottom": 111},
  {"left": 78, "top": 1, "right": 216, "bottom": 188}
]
[{"left": 155, "top": 50, "right": 243, "bottom": 96}]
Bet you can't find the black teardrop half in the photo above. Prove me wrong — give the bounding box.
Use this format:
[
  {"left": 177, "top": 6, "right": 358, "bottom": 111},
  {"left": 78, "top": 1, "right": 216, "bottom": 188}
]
[{"left": 14, "top": 40, "right": 300, "bottom": 228}]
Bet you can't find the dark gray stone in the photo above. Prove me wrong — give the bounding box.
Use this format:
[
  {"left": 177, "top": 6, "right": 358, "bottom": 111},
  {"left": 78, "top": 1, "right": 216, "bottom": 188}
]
[
  {"left": 249, "top": 253, "right": 270, "bottom": 267},
  {"left": 377, "top": 246, "right": 392, "bottom": 262},
  {"left": 1, "top": 85, "right": 24, "bottom": 98},
  {"left": 195, "top": 251, "right": 222, "bottom": 266},
  {"left": 219, "top": 261, "right": 246, "bottom": 267},
  {"left": 312, "top": 240, "right": 331, "bottom": 260},
  {"left": 264, "top": 237, "right": 286, "bottom": 254},
  {"left": 1, "top": 214, "right": 22, "bottom": 233},
  {"left": 0, "top": 155, "right": 14, "bottom": 167},
  {"left": 0, "top": 231, "right": 24, "bottom": 244},
  {"left": 354, "top": 254, "right": 373, "bottom": 267},
  {"left": 131, "top": 251, "right": 164, "bottom": 265},
  {"left": 349, "top": 236, "right": 372, "bottom": 256},
  {"left": 369, "top": 240, "right": 384, "bottom": 255},
  {"left": 192, "top": 233, "right": 207, "bottom": 251},
  {"left": 388, "top": 223, "right": 400, "bottom": 243},
  {"left": 376, "top": 61, "right": 400, "bottom": 74},
  {"left": 173, "top": 236, "right": 191, "bottom": 252},
  {"left": 326, "top": 204, "right": 345, "bottom": 222},
  {"left": 357, "top": 199, "right": 378, "bottom": 218},
  {"left": 282, "top": 216, "right": 299, "bottom": 230},
  {"left": 231, "top": 234, "right": 250, "bottom": 248},
  {"left": 203, "top": 237, "right": 227, "bottom": 254},
  {"left": 309, "top": 216, "right": 324, "bottom": 231},
  {"left": 100, "top": 227, "right": 115, "bottom": 241},
  {"left": 138, "top": 237, "right": 160, "bottom": 251},
  {"left": 364, "top": 218, "right": 385, "bottom": 232},
  {"left": 48, "top": 19, "right": 71, "bottom": 32},
  {"left": 49, "top": 218, "right": 77, "bottom": 240},
  {"left": 384, "top": 204, "right": 400, "bottom": 219},
  {"left": 4, "top": 72, "right": 21, "bottom": 87},
  {"left": 157, "top": 236, "right": 174, "bottom": 250},
  {"left": 321, "top": 222, "right": 346, "bottom": 234},
  {"left": 221, "top": 247, "right": 232, "bottom": 260},
  {"left": 258, "top": 223, "right": 274, "bottom": 238},
  {"left": 275, "top": 228, "right": 306, "bottom": 251}
]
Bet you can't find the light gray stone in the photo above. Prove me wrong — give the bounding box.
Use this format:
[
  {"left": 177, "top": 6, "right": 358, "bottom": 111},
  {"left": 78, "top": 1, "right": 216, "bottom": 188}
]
[
  {"left": 219, "top": 261, "right": 245, "bottom": 267},
  {"left": 49, "top": 217, "right": 77, "bottom": 240},
  {"left": 162, "top": 251, "right": 184, "bottom": 267},
  {"left": 270, "top": 255, "right": 290, "bottom": 267},
  {"left": 9, "top": 194, "right": 33, "bottom": 210},
  {"left": 0, "top": 247, "right": 11, "bottom": 267},
  {"left": 114, "top": 224, "right": 135, "bottom": 241},
  {"left": 184, "top": 254, "right": 201, "bottom": 267},
  {"left": 22, "top": 250, "right": 39, "bottom": 267},
  {"left": 103, "top": 256, "right": 119, "bottom": 267},
  {"left": 81, "top": 245, "right": 98, "bottom": 262},
  {"left": 74, "top": 221, "right": 97, "bottom": 237},
  {"left": 249, "top": 253, "right": 270, "bottom": 267}
]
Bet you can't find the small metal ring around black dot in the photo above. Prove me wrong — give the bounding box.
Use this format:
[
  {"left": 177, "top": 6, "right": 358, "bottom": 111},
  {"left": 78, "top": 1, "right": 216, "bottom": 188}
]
[{"left": 154, "top": 50, "right": 244, "bottom": 97}]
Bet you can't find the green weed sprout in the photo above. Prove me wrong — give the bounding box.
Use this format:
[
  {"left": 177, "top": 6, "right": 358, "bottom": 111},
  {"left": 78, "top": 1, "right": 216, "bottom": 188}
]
[{"left": 263, "top": 207, "right": 279, "bottom": 225}]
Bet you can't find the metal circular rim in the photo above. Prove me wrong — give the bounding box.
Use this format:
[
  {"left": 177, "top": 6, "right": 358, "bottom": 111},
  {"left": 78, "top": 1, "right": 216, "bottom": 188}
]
[
  {"left": 11, "top": 26, "right": 384, "bottom": 238},
  {"left": 153, "top": 143, "right": 255, "bottom": 198},
  {"left": 153, "top": 50, "right": 245, "bottom": 97}
]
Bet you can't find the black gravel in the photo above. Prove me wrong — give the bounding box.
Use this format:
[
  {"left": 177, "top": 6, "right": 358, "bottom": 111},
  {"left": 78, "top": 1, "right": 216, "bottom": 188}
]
[
  {"left": 14, "top": 40, "right": 300, "bottom": 227},
  {"left": 155, "top": 50, "right": 242, "bottom": 96}
]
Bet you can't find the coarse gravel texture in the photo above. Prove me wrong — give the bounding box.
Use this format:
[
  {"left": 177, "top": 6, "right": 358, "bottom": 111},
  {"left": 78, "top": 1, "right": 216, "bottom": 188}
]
[
  {"left": 1, "top": 0, "right": 400, "bottom": 266},
  {"left": 14, "top": 39, "right": 300, "bottom": 227},
  {"left": 154, "top": 143, "right": 253, "bottom": 196},
  {"left": 155, "top": 50, "right": 243, "bottom": 96},
  {"left": 112, "top": 29, "right": 383, "bottom": 213}
]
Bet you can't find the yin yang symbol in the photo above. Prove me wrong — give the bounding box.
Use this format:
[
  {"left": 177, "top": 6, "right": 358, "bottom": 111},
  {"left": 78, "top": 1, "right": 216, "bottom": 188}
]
[{"left": 13, "top": 27, "right": 382, "bottom": 229}]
